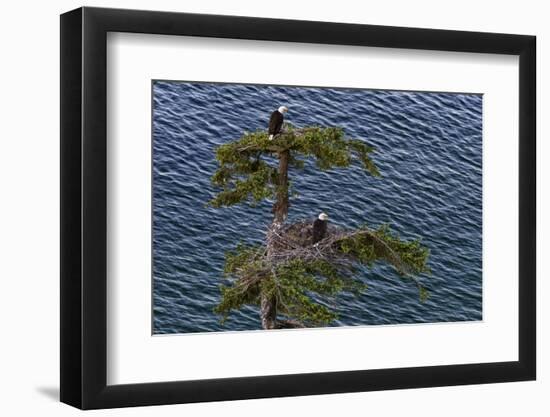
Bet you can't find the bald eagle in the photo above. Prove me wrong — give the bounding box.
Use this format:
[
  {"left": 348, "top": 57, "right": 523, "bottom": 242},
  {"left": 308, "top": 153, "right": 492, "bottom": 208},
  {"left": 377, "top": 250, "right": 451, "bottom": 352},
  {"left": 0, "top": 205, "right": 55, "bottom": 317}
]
[
  {"left": 312, "top": 212, "right": 329, "bottom": 244},
  {"left": 268, "top": 106, "right": 288, "bottom": 140}
]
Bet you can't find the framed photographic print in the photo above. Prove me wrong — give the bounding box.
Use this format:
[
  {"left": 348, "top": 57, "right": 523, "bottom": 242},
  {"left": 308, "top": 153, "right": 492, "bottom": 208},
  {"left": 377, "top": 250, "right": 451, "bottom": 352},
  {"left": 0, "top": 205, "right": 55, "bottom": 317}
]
[{"left": 60, "top": 6, "right": 536, "bottom": 409}]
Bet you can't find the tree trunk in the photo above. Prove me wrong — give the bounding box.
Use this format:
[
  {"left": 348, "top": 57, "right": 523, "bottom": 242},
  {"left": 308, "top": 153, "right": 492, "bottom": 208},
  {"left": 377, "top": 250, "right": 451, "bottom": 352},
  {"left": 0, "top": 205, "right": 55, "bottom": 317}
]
[
  {"left": 272, "top": 150, "right": 290, "bottom": 223},
  {"left": 260, "top": 295, "right": 277, "bottom": 330},
  {"left": 260, "top": 150, "right": 290, "bottom": 329}
]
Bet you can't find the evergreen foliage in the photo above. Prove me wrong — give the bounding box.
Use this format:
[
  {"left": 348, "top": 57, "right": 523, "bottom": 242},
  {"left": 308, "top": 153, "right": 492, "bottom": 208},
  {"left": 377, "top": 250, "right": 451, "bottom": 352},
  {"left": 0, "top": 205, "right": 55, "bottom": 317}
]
[
  {"left": 209, "top": 125, "right": 379, "bottom": 208},
  {"left": 214, "top": 224, "right": 430, "bottom": 326}
]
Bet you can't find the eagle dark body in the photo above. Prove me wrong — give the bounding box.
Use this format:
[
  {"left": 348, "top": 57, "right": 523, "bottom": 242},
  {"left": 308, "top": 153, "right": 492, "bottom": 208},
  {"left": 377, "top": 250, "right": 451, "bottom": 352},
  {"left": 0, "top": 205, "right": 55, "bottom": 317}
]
[
  {"left": 268, "top": 110, "right": 284, "bottom": 136},
  {"left": 312, "top": 218, "right": 328, "bottom": 244},
  {"left": 276, "top": 220, "right": 333, "bottom": 249}
]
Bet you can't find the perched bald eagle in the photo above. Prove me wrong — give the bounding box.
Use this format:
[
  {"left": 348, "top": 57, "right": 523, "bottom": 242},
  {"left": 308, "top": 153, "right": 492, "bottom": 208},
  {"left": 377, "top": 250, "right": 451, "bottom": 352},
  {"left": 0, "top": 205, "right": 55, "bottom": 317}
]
[
  {"left": 312, "top": 212, "right": 329, "bottom": 244},
  {"left": 268, "top": 106, "right": 288, "bottom": 140}
]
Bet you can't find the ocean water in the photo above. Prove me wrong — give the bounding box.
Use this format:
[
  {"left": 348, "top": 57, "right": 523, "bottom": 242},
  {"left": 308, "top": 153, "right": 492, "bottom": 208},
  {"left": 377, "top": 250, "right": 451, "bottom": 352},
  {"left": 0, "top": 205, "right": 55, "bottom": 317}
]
[{"left": 152, "top": 81, "right": 483, "bottom": 334}]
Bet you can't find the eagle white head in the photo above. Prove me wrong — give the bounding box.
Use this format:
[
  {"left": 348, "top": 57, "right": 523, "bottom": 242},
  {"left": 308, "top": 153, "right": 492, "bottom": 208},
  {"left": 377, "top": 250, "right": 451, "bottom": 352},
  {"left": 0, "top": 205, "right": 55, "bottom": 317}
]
[
  {"left": 278, "top": 106, "right": 289, "bottom": 114},
  {"left": 318, "top": 212, "right": 329, "bottom": 221}
]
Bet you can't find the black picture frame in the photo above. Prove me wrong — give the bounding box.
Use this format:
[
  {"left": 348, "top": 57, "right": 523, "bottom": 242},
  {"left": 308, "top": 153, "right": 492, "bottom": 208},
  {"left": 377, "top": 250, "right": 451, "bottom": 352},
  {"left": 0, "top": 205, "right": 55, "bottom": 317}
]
[{"left": 60, "top": 6, "right": 536, "bottom": 410}]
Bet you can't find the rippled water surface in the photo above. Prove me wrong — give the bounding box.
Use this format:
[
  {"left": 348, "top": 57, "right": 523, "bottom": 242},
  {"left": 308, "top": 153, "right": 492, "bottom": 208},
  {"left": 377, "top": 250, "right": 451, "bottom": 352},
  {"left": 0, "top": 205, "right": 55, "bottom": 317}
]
[{"left": 152, "top": 81, "right": 482, "bottom": 334}]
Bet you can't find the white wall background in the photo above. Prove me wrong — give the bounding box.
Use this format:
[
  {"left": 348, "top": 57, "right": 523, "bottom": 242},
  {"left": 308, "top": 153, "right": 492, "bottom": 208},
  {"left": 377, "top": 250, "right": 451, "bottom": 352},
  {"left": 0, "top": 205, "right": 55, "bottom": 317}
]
[{"left": 0, "top": 0, "right": 545, "bottom": 415}]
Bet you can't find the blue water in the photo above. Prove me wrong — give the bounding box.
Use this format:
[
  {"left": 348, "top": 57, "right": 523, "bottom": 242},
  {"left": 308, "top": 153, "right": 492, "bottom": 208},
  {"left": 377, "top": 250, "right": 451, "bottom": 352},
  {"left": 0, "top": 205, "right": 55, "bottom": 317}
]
[{"left": 152, "top": 81, "right": 483, "bottom": 334}]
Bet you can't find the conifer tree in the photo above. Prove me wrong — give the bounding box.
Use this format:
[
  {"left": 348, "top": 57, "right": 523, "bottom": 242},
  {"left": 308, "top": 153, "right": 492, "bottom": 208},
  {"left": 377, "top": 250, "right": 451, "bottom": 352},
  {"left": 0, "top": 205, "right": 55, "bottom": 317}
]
[{"left": 210, "top": 125, "right": 430, "bottom": 329}]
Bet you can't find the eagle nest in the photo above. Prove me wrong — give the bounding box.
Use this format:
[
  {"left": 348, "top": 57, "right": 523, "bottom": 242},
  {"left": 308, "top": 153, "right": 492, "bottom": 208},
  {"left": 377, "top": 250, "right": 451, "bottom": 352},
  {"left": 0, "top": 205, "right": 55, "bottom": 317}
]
[{"left": 267, "top": 220, "right": 417, "bottom": 276}]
